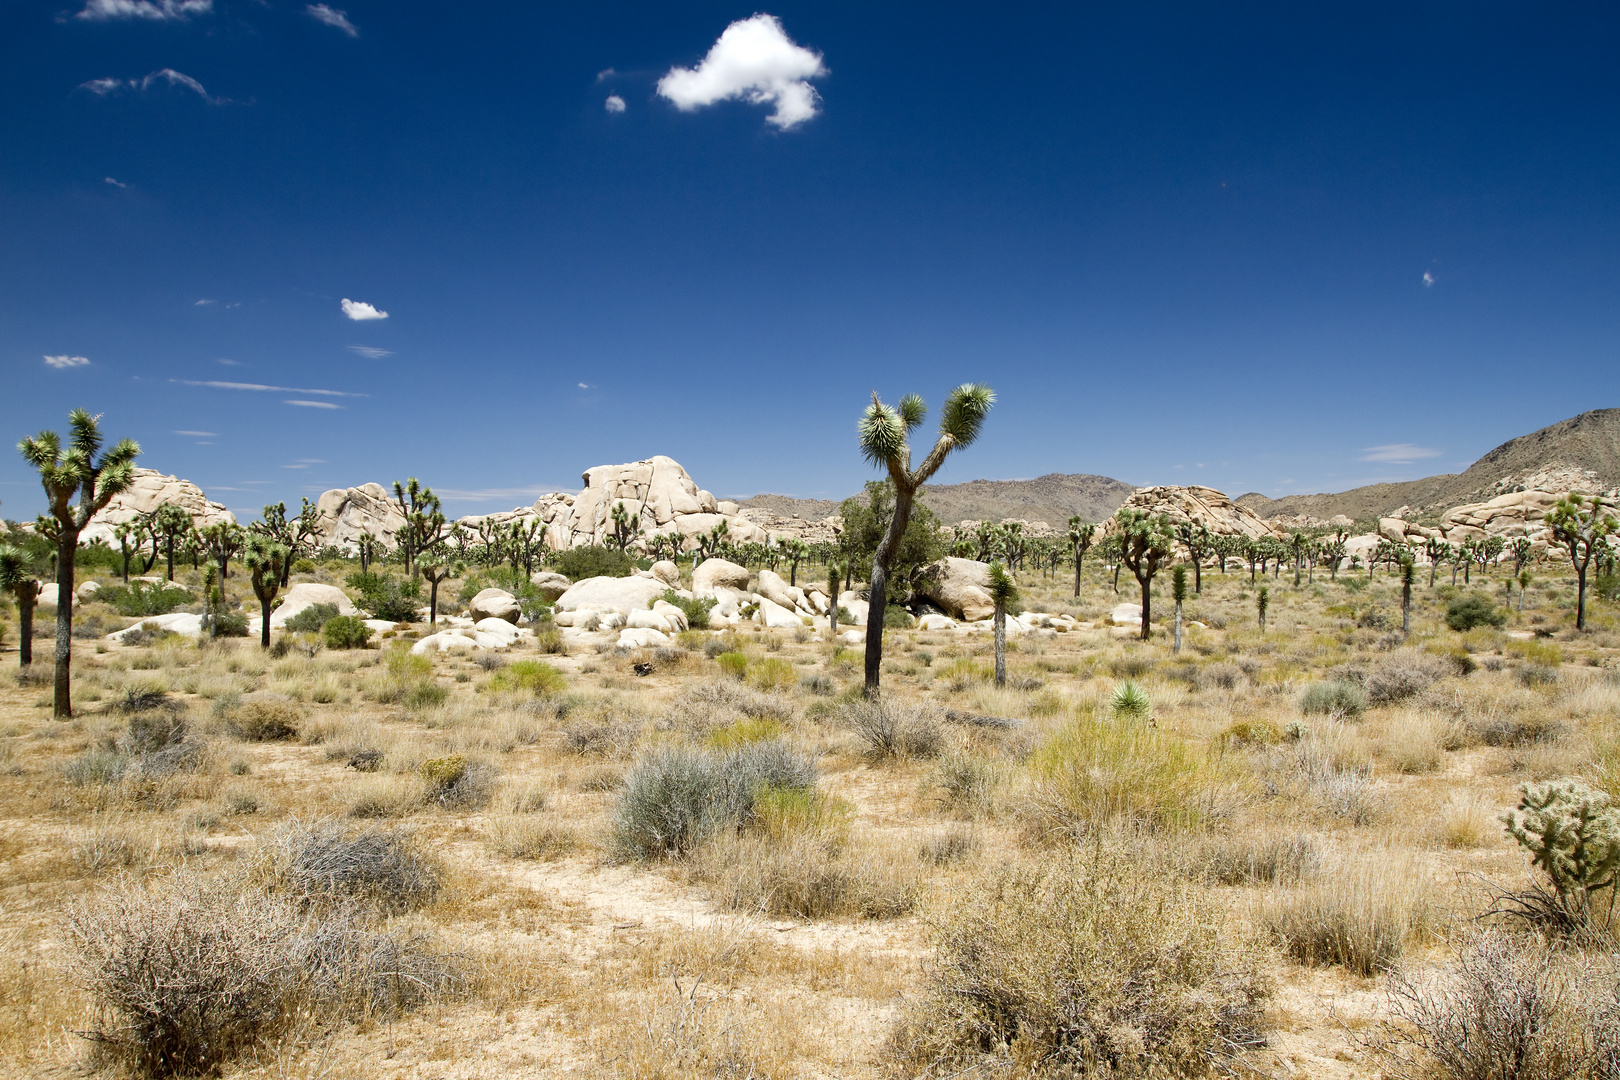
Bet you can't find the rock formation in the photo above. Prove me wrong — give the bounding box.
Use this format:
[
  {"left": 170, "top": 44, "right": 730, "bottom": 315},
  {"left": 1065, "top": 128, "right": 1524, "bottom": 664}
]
[
  {"left": 310, "top": 483, "right": 407, "bottom": 552},
  {"left": 81, "top": 469, "right": 235, "bottom": 546},
  {"left": 1108, "top": 486, "right": 1285, "bottom": 541}
]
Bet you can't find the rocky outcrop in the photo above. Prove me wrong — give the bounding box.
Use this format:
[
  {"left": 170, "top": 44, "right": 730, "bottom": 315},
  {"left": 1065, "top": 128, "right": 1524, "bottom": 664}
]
[
  {"left": 554, "top": 576, "right": 668, "bottom": 617},
  {"left": 692, "top": 558, "right": 751, "bottom": 597},
  {"left": 914, "top": 558, "right": 996, "bottom": 622},
  {"left": 529, "top": 572, "right": 571, "bottom": 601},
  {"left": 270, "top": 582, "right": 360, "bottom": 628},
  {"left": 81, "top": 469, "right": 235, "bottom": 546},
  {"left": 311, "top": 483, "right": 407, "bottom": 552},
  {"left": 1110, "top": 485, "right": 1284, "bottom": 542}
]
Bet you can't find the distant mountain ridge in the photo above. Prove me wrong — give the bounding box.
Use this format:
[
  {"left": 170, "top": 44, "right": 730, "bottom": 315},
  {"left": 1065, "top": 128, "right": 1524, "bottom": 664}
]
[
  {"left": 1237, "top": 407, "right": 1620, "bottom": 522},
  {"left": 739, "top": 472, "right": 1136, "bottom": 527}
]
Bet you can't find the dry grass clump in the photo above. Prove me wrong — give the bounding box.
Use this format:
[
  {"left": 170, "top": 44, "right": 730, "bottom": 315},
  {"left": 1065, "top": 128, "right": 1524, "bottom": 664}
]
[
  {"left": 420, "top": 754, "right": 499, "bottom": 809},
  {"left": 254, "top": 818, "right": 442, "bottom": 913},
  {"left": 1366, "top": 649, "right": 1452, "bottom": 705},
  {"left": 1159, "top": 829, "right": 1321, "bottom": 886},
  {"left": 1257, "top": 849, "right": 1441, "bottom": 976},
  {"left": 487, "top": 814, "right": 582, "bottom": 861},
  {"left": 223, "top": 693, "right": 303, "bottom": 741},
  {"left": 892, "top": 846, "right": 1270, "bottom": 1078},
  {"left": 841, "top": 696, "right": 945, "bottom": 760},
  {"left": 345, "top": 773, "right": 428, "bottom": 819},
  {"left": 1300, "top": 678, "right": 1368, "bottom": 717},
  {"left": 693, "top": 830, "right": 922, "bottom": 919},
  {"left": 665, "top": 678, "right": 795, "bottom": 732},
  {"left": 1293, "top": 725, "right": 1384, "bottom": 824},
  {"left": 1374, "top": 931, "right": 1620, "bottom": 1080}
]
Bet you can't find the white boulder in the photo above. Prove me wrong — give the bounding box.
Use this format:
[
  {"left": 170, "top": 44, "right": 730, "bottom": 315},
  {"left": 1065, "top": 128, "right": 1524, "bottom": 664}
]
[
  {"left": 755, "top": 569, "right": 798, "bottom": 612},
  {"left": 755, "top": 596, "right": 804, "bottom": 629},
  {"left": 1109, "top": 602, "right": 1143, "bottom": 626},
  {"left": 469, "top": 588, "right": 521, "bottom": 624},
  {"left": 917, "top": 613, "right": 958, "bottom": 631},
  {"left": 108, "top": 612, "right": 204, "bottom": 641},
  {"left": 693, "top": 558, "right": 751, "bottom": 597},
  {"left": 617, "top": 627, "right": 670, "bottom": 649},
  {"left": 271, "top": 582, "right": 360, "bottom": 628},
  {"left": 529, "top": 571, "right": 571, "bottom": 601},
  {"left": 555, "top": 575, "right": 667, "bottom": 616},
  {"left": 914, "top": 558, "right": 997, "bottom": 622},
  {"left": 647, "top": 560, "right": 681, "bottom": 588}
]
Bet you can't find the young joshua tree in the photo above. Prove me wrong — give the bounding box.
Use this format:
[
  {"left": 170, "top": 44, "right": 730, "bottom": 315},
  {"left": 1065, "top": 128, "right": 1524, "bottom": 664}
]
[
  {"left": 828, "top": 558, "right": 845, "bottom": 638},
  {"left": 856, "top": 383, "right": 995, "bottom": 696},
  {"left": 987, "top": 560, "right": 1019, "bottom": 688},
  {"left": 1319, "top": 529, "right": 1348, "bottom": 582},
  {"left": 199, "top": 521, "right": 243, "bottom": 583},
  {"left": 392, "top": 478, "right": 447, "bottom": 575},
  {"left": 418, "top": 545, "right": 462, "bottom": 627},
  {"left": 147, "top": 503, "right": 191, "bottom": 582},
  {"left": 0, "top": 542, "right": 46, "bottom": 668},
  {"left": 18, "top": 410, "right": 140, "bottom": 718},
  {"left": 1546, "top": 492, "right": 1617, "bottom": 631},
  {"left": 608, "top": 501, "right": 642, "bottom": 555},
  {"left": 1068, "top": 516, "right": 1097, "bottom": 597},
  {"left": 1257, "top": 584, "right": 1269, "bottom": 633},
  {"left": 1174, "top": 521, "right": 1211, "bottom": 593},
  {"left": 243, "top": 534, "right": 289, "bottom": 649},
  {"left": 1400, "top": 555, "right": 1416, "bottom": 638},
  {"left": 1114, "top": 508, "right": 1175, "bottom": 641},
  {"left": 1171, "top": 564, "right": 1188, "bottom": 655}
]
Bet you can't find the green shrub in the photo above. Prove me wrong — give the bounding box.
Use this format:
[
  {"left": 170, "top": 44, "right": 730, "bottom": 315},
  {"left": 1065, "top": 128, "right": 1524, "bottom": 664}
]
[
  {"left": 484, "top": 659, "right": 566, "bottom": 697},
  {"left": 610, "top": 739, "right": 817, "bottom": 859},
  {"left": 345, "top": 572, "right": 421, "bottom": 624},
  {"left": 211, "top": 611, "right": 250, "bottom": 638},
  {"left": 1110, "top": 680, "right": 1151, "bottom": 720},
  {"left": 894, "top": 848, "right": 1269, "bottom": 1077},
  {"left": 660, "top": 589, "right": 716, "bottom": 630},
  {"left": 286, "top": 603, "right": 341, "bottom": 634},
  {"left": 715, "top": 651, "right": 749, "bottom": 680},
  {"left": 883, "top": 605, "right": 914, "bottom": 629},
  {"left": 1300, "top": 680, "right": 1368, "bottom": 717},
  {"left": 420, "top": 755, "right": 497, "bottom": 809},
  {"left": 747, "top": 656, "right": 795, "bottom": 691},
  {"left": 101, "top": 580, "right": 193, "bottom": 617},
  {"left": 290, "top": 558, "right": 316, "bottom": 574},
  {"left": 1445, "top": 593, "right": 1507, "bottom": 632},
  {"left": 322, "top": 615, "right": 373, "bottom": 649},
  {"left": 551, "top": 545, "right": 634, "bottom": 580}
]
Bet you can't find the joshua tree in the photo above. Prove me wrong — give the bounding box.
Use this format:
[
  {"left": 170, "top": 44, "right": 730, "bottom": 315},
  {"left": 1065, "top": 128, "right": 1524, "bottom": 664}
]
[
  {"left": 987, "top": 561, "right": 1019, "bottom": 688},
  {"left": 146, "top": 503, "right": 191, "bottom": 582},
  {"left": 1508, "top": 536, "right": 1534, "bottom": 578},
  {"left": 609, "top": 501, "right": 642, "bottom": 554},
  {"left": 18, "top": 410, "right": 140, "bottom": 718},
  {"left": 1518, "top": 569, "right": 1532, "bottom": 613},
  {"left": 856, "top": 384, "right": 995, "bottom": 696},
  {"left": 508, "top": 518, "right": 546, "bottom": 575},
  {"left": 1483, "top": 535, "right": 1505, "bottom": 575},
  {"left": 1257, "top": 585, "right": 1269, "bottom": 633},
  {"left": 392, "top": 479, "right": 447, "bottom": 575},
  {"left": 1423, "top": 537, "right": 1448, "bottom": 588},
  {"left": 1400, "top": 556, "right": 1416, "bottom": 638},
  {"left": 782, "top": 539, "right": 809, "bottom": 585},
  {"left": 110, "top": 520, "right": 155, "bottom": 583},
  {"left": 1546, "top": 493, "right": 1617, "bottom": 631},
  {"left": 243, "top": 534, "right": 288, "bottom": 649},
  {"left": 1171, "top": 564, "right": 1188, "bottom": 655},
  {"left": 1067, "top": 516, "right": 1097, "bottom": 598},
  {"left": 1289, "top": 531, "right": 1309, "bottom": 588},
  {"left": 199, "top": 521, "right": 243, "bottom": 583},
  {"left": 827, "top": 558, "right": 845, "bottom": 638},
  {"left": 1173, "top": 522, "right": 1211, "bottom": 594},
  {"left": 356, "top": 533, "right": 383, "bottom": 575},
  {"left": 1114, "top": 508, "right": 1175, "bottom": 641},
  {"left": 1319, "top": 530, "right": 1348, "bottom": 582},
  {"left": 0, "top": 543, "right": 45, "bottom": 668},
  {"left": 418, "top": 545, "right": 461, "bottom": 627},
  {"left": 1101, "top": 533, "right": 1125, "bottom": 594}
]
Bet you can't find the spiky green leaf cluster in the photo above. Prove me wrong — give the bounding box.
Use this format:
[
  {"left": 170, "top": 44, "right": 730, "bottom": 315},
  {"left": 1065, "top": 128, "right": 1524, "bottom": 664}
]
[
  {"left": 987, "top": 560, "right": 1020, "bottom": 607},
  {"left": 1504, "top": 779, "right": 1620, "bottom": 911},
  {"left": 858, "top": 399, "right": 910, "bottom": 467},
  {"left": 940, "top": 383, "right": 994, "bottom": 446}
]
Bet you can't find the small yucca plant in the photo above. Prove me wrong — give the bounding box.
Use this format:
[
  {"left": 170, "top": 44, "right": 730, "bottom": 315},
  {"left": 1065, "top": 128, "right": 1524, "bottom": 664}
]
[{"left": 1110, "top": 680, "right": 1151, "bottom": 721}]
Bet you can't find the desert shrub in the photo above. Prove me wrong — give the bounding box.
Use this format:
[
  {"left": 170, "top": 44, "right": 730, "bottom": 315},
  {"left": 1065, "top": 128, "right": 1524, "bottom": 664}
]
[
  {"left": 1473, "top": 713, "right": 1566, "bottom": 747},
  {"left": 1109, "top": 653, "right": 1154, "bottom": 678},
  {"left": 488, "top": 816, "right": 581, "bottom": 861},
  {"left": 892, "top": 849, "right": 1269, "bottom": 1078},
  {"left": 1377, "top": 932, "right": 1616, "bottom": 1080},
  {"left": 715, "top": 651, "right": 749, "bottom": 680},
  {"left": 1300, "top": 679, "right": 1368, "bottom": 717},
  {"left": 938, "top": 657, "right": 990, "bottom": 691},
  {"left": 1508, "top": 638, "right": 1563, "bottom": 666},
  {"left": 285, "top": 602, "right": 341, "bottom": 634},
  {"left": 1366, "top": 649, "right": 1450, "bottom": 704},
  {"left": 747, "top": 656, "right": 795, "bottom": 692},
  {"left": 841, "top": 697, "right": 944, "bottom": 760},
  {"left": 660, "top": 589, "right": 715, "bottom": 630},
  {"left": 210, "top": 611, "right": 249, "bottom": 638},
  {"left": 935, "top": 753, "right": 1001, "bottom": 818},
  {"left": 1172, "top": 832, "right": 1320, "bottom": 886},
  {"left": 227, "top": 694, "right": 304, "bottom": 741},
  {"left": 345, "top": 571, "right": 421, "bottom": 624},
  {"left": 551, "top": 545, "right": 634, "bottom": 580},
  {"left": 1520, "top": 663, "right": 1560, "bottom": 688},
  {"left": 100, "top": 580, "right": 193, "bottom": 617},
  {"left": 1032, "top": 711, "right": 1232, "bottom": 832},
  {"left": 1258, "top": 851, "right": 1436, "bottom": 975},
  {"left": 256, "top": 819, "right": 441, "bottom": 914},
  {"left": 692, "top": 830, "right": 919, "bottom": 919},
  {"left": 420, "top": 755, "right": 498, "bottom": 810},
  {"left": 484, "top": 659, "right": 566, "bottom": 697},
  {"left": 321, "top": 615, "right": 373, "bottom": 649},
  {"left": 883, "top": 605, "right": 913, "bottom": 629},
  {"left": 1446, "top": 593, "right": 1508, "bottom": 632},
  {"left": 800, "top": 673, "right": 834, "bottom": 695},
  {"left": 610, "top": 739, "right": 817, "bottom": 859},
  {"left": 1294, "top": 732, "right": 1383, "bottom": 824},
  {"left": 705, "top": 717, "right": 786, "bottom": 750},
  {"left": 1205, "top": 661, "right": 1243, "bottom": 689}
]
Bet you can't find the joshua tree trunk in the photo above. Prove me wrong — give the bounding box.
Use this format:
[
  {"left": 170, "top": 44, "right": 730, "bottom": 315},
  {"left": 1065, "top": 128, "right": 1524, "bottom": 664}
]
[
  {"left": 1173, "top": 598, "right": 1183, "bottom": 655},
  {"left": 1402, "top": 580, "right": 1412, "bottom": 636},
  {"left": 165, "top": 537, "right": 175, "bottom": 581},
  {"left": 54, "top": 534, "right": 75, "bottom": 717},
  {"left": 1136, "top": 571, "right": 1153, "bottom": 642},
  {"left": 863, "top": 487, "right": 912, "bottom": 695},
  {"left": 259, "top": 593, "right": 273, "bottom": 648},
  {"left": 16, "top": 586, "right": 37, "bottom": 667},
  {"left": 429, "top": 579, "right": 440, "bottom": 626},
  {"left": 993, "top": 603, "right": 1006, "bottom": 688}
]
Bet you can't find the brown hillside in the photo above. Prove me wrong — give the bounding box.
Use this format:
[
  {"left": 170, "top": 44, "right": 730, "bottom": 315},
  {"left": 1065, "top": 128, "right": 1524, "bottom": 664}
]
[
  {"left": 1238, "top": 407, "right": 1620, "bottom": 521},
  {"left": 740, "top": 472, "right": 1135, "bottom": 527}
]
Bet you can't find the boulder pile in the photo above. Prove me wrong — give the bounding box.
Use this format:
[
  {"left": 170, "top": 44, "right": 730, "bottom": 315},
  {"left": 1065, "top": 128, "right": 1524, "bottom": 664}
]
[{"left": 82, "top": 469, "right": 235, "bottom": 546}]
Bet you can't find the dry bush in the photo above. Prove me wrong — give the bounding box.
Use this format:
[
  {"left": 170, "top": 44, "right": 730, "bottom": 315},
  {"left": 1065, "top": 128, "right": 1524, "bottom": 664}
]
[
  {"left": 420, "top": 754, "right": 499, "bottom": 809},
  {"left": 1204, "top": 661, "right": 1244, "bottom": 690},
  {"left": 1257, "top": 849, "right": 1440, "bottom": 975},
  {"left": 1159, "top": 830, "right": 1321, "bottom": 886},
  {"left": 487, "top": 815, "right": 581, "bottom": 861},
  {"left": 1294, "top": 726, "right": 1384, "bottom": 825},
  {"left": 841, "top": 697, "right": 945, "bottom": 760},
  {"left": 893, "top": 847, "right": 1270, "bottom": 1078},
  {"left": 1374, "top": 931, "right": 1620, "bottom": 1080},
  {"left": 224, "top": 693, "right": 304, "bottom": 741},
  {"left": 254, "top": 818, "right": 442, "bottom": 913},
  {"left": 1367, "top": 649, "right": 1451, "bottom": 705},
  {"left": 345, "top": 773, "right": 428, "bottom": 819},
  {"left": 934, "top": 753, "right": 1005, "bottom": 819},
  {"left": 1384, "top": 709, "right": 1461, "bottom": 774},
  {"left": 665, "top": 679, "right": 794, "bottom": 733},
  {"left": 690, "top": 830, "right": 921, "bottom": 919}
]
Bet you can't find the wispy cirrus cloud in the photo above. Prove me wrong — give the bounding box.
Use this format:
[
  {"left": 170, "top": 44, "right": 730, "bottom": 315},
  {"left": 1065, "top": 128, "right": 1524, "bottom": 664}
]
[
  {"left": 341, "top": 298, "right": 388, "bottom": 321},
  {"left": 170, "top": 379, "right": 365, "bottom": 398},
  {"left": 348, "top": 345, "right": 392, "bottom": 359},
  {"left": 306, "top": 4, "right": 357, "bottom": 37},
  {"left": 285, "top": 400, "right": 342, "bottom": 409},
  {"left": 1359, "top": 443, "right": 1441, "bottom": 465},
  {"left": 657, "top": 14, "right": 826, "bottom": 129},
  {"left": 75, "top": 0, "right": 211, "bottom": 21},
  {"left": 281, "top": 459, "right": 326, "bottom": 468},
  {"left": 104, "top": 176, "right": 127, "bottom": 188},
  {"left": 44, "top": 354, "right": 91, "bottom": 369},
  {"left": 173, "top": 430, "right": 217, "bottom": 437},
  {"left": 79, "top": 68, "right": 223, "bottom": 104}
]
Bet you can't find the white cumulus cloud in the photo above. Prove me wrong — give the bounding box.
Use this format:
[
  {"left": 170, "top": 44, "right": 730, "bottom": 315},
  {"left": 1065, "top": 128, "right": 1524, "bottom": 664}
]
[
  {"left": 605, "top": 94, "right": 626, "bottom": 114},
  {"left": 348, "top": 345, "right": 392, "bottom": 359},
  {"left": 307, "top": 4, "right": 358, "bottom": 36},
  {"left": 657, "top": 14, "right": 826, "bottom": 129},
  {"left": 43, "top": 355, "right": 90, "bottom": 369},
  {"left": 341, "top": 298, "right": 388, "bottom": 321},
  {"left": 1359, "top": 444, "right": 1441, "bottom": 464},
  {"left": 75, "top": 0, "right": 211, "bottom": 21},
  {"left": 1422, "top": 270, "right": 1435, "bottom": 287}
]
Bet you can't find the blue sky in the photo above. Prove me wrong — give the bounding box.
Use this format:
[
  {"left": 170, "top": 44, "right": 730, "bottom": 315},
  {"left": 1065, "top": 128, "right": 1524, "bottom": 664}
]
[{"left": 3, "top": 2, "right": 1619, "bottom": 522}]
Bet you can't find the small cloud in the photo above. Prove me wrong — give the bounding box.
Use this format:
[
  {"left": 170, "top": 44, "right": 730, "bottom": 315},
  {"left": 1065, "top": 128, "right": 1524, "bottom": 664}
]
[
  {"left": 171, "top": 379, "right": 364, "bottom": 397},
  {"left": 285, "top": 400, "right": 342, "bottom": 409},
  {"left": 281, "top": 458, "right": 326, "bottom": 468},
  {"left": 577, "top": 382, "right": 592, "bottom": 389},
  {"left": 43, "top": 354, "right": 90, "bottom": 369},
  {"left": 1422, "top": 271, "right": 1435, "bottom": 287},
  {"left": 75, "top": 0, "right": 211, "bottom": 21},
  {"left": 657, "top": 14, "right": 827, "bottom": 129},
  {"left": 216, "top": 358, "right": 240, "bottom": 365},
  {"left": 306, "top": 3, "right": 357, "bottom": 36},
  {"left": 79, "top": 68, "right": 222, "bottom": 104},
  {"left": 195, "top": 298, "right": 216, "bottom": 306},
  {"left": 1359, "top": 443, "right": 1442, "bottom": 464},
  {"left": 596, "top": 67, "right": 617, "bottom": 82},
  {"left": 341, "top": 298, "right": 388, "bottom": 321},
  {"left": 79, "top": 78, "right": 125, "bottom": 96},
  {"left": 605, "top": 94, "right": 626, "bottom": 114},
  {"left": 173, "top": 430, "right": 218, "bottom": 437},
  {"left": 348, "top": 345, "right": 392, "bottom": 359},
  {"left": 104, "top": 176, "right": 126, "bottom": 188},
  {"left": 224, "top": 301, "right": 240, "bottom": 308}
]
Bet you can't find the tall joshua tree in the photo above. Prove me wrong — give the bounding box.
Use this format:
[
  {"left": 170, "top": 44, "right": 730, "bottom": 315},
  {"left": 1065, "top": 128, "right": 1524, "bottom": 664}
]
[
  {"left": 1114, "top": 508, "right": 1175, "bottom": 641},
  {"left": 1546, "top": 493, "right": 1617, "bottom": 631},
  {"left": 1171, "top": 564, "right": 1188, "bottom": 655},
  {"left": 147, "top": 503, "right": 191, "bottom": 582},
  {"left": 200, "top": 521, "right": 243, "bottom": 583},
  {"left": 243, "top": 534, "right": 288, "bottom": 649},
  {"left": 0, "top": 543, "right": 46, "bottom": 668},
  {"left": 18, "top": 410, "right": 140, "bottom": 717},
  {"left": 987, "top": 561, "right": 1019, "bottom": 688},
  {"left": 418, "top": 545, "right": 461, "bottom": 627},
  {"left": 392, "top": 479, "right": 447, "bottom": 575},
  {"left": 856, "top": 384, "right": 995, "bottom": 696},
  {"left": 1174, "top": 522, "right": 1211, "bottom": 594},
  {"left": 1067, "top": 516, "right": 1097, "bottom": 598}
]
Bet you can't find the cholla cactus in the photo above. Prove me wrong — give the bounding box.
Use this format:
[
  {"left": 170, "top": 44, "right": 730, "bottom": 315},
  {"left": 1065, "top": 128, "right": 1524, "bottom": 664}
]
[{"left": 1503, "top": 779, "right": 1620, "bottom": 931}]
